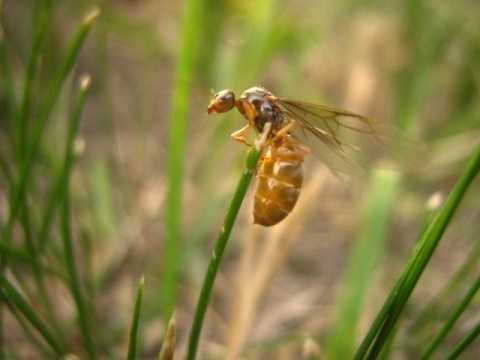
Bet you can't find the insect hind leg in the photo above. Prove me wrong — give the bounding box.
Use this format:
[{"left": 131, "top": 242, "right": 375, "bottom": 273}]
[{"left": 273, "top": 120, "right": 296, "bottom": 140}]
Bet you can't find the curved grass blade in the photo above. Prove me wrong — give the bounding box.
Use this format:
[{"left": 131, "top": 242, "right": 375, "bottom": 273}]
[{"left": 355, "top": 141, "right": 480, "bottom": 359}]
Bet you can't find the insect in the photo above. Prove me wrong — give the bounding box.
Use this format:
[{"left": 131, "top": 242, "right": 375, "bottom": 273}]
[{"left": 207, "top": 86, "right": 408, "bottom": 226}]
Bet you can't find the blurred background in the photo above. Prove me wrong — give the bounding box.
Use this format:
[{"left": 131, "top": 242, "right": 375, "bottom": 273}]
[{"left": 1, "top": 0, "right": 479, "bottom": 359}]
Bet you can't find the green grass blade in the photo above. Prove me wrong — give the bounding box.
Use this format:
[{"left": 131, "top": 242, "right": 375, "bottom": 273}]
[
  {"left": 419, "top": 274, "right": 480, "bottom": 359},
  {"left": 409, "top": 237, "right": 480, "bottom": 335},
  {"left": 186, "top": 146, "right": 262, "bottom": 360},
  {"left": 127, "top": 276, "right": 145, "bottom": 360},
  {"left": 446, "top": 320, "right": 480, "bottom": 360},
  {"left": 33, "top": 8, "right": 99, "bottom": 139},
  {"left": 353, "top": 280, "right": 401, "bottom": 360},
  {"left": 0, "top": 24, "right": 19, "bottom": 127},
  {"left": 0, "top": 272, "right": 67, "bottom": 357},
  {"left": 3, "top": 8, "right": 100, "bottom": 250},
  {"left": 327, "top": 169, "right": 400, "bottom": 359},
  {"left": 163, "top": 0, "right": 204, "bottom": 319},
  {"left": 59, "top": 75, "right": 96, "bottom": 359},
  {"left": 355, "top": 141, "right": 480, "bottom": 359},
  {"left": 17, "top": 0, "right": 52, "bottom": 162}
]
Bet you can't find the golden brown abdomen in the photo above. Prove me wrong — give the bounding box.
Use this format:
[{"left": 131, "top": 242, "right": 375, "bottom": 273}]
[{"left": 253, "top": 137, "right": 308, "bottom": 226}]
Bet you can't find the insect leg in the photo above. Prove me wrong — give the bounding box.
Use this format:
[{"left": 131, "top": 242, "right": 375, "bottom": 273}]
[
  {"left": 254, "top": 122, "right": 273, "bottom": 151},
  {"left": 231, "top": 124, "right": 252, "bottom": 147},
  {"left": 273, "top": 120, "right": 296, "bottom": 140}
]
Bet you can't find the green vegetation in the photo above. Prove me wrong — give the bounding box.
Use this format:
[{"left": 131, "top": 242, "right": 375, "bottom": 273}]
[{"left": 0, "top": 1, "right": 479, "bottom": 359}]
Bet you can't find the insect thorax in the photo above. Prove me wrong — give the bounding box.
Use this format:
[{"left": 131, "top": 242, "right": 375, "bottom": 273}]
[{"left": 238, "top": 87, "right": 285, "bottom": 137}]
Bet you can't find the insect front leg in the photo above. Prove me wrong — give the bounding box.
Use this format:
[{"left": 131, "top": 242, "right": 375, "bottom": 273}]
[
  {"left": 231, "top": 124, "right": 252, "bottom": 147},
  {"left": 254, "top": 122, "right": 273, "bottom": 151}
]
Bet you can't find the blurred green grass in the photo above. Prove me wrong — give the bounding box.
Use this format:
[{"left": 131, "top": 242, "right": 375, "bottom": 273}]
[{"left": 0, "top": 0, "right": 479, "bottom": 359}]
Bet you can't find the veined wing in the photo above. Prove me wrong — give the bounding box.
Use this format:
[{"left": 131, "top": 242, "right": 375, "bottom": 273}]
[{"left": 277, "top": 98, "right": 419, "bottom": 175}]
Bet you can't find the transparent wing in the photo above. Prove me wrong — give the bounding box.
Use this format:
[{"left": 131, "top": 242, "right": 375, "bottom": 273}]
[{"left": 277, "top": 98, "right": 422, "bottom": 175}]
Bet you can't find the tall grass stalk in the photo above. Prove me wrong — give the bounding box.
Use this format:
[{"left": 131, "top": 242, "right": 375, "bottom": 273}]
[
  {"left": 60, "top": 75, "right": 95, "bottom": 359},
  {"left": 186, "top": 146, "right": 262, "bottom": 360},
  {"left": 163, "top": 0, "right": 204, "bottom": 320}
]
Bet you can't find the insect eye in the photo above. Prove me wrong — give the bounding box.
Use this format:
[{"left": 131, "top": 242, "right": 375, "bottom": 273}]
[
  {"left": 216, "top": 91, "right": 233, "bottom": 102},
  {"left": 208, "top": 90, "right": 235, "bottom": 114}
]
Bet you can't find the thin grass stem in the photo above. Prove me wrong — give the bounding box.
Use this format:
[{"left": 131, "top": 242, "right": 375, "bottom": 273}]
[
  {"left": 17, "top": 0, "right": 53, "bottom": 160},
  {"left": 0, "top": 24, "right": 19, "bottom": 129},
  {"left": 0, "top": 272, "right": 67, "bottom": 357},
  {"left": 127, "top": 276, "right": 145, "bottom": 360},
  {"left": 186, "top": 146, "right": 262, "bottom": 360},
  {"left": 419, "top": 274, "right": 480, "bottom": 359},
  {"left": 59, "top": 75, "right": 96, "bottom": 359},
  {"left": 409, "top": 239, "right": 480, "bottom": 334},
  {"left": 446, "top": 320, "right": 480, "bottom": 360}
]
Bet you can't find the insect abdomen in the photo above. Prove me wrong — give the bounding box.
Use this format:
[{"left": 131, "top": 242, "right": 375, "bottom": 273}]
[{"left": 253, "top": 138, "right": 307, "bottom": 226}]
